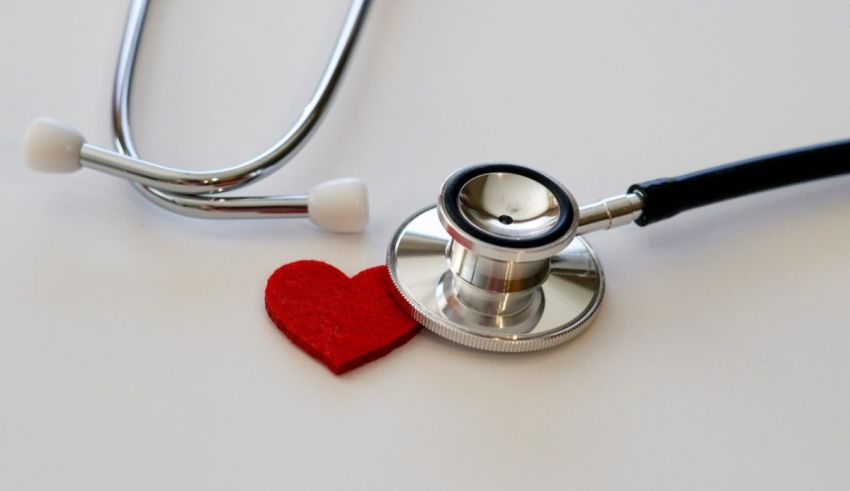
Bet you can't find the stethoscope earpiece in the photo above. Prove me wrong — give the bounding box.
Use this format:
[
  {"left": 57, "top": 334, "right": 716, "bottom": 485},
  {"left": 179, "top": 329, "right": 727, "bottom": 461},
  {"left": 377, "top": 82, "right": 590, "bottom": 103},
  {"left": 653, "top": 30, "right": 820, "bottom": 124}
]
[
  {"left": 307, "top": 178, "right": 369, "bottom": 233},
  {"left": 23, "top": 117, "right": 84, "bottom": 174}
]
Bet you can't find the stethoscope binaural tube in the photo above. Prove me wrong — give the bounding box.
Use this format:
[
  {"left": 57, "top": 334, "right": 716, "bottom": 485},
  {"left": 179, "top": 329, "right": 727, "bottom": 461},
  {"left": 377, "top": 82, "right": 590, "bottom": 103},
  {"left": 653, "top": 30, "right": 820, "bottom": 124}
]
[
  {"left": 22, "top": 0, "right": 372, "bottom": 233},
  {"left": 387, "top": 138, "right": 850, "bottom": 352}
]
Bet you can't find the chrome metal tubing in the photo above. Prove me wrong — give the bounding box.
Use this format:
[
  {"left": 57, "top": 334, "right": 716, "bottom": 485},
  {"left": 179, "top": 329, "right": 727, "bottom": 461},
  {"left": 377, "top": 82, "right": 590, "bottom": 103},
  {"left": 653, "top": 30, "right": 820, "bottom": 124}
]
[
  {"left": 111, "top": 0, "right": 371, "bottom": 215},
  {"left": 576, "top": 193, "right": 644, "bottom": 235},
  {"left": 135, "top": 187, "right": 308, "bottom": 219},
  {"left": 80, "top": 145, "right": 241, "bottom": 194}
]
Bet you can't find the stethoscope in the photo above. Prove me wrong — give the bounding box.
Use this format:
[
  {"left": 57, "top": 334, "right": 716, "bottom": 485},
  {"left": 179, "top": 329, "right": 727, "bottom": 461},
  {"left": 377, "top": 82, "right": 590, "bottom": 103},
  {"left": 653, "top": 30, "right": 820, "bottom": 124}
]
[
  {"left": 23, "top": 0, "right": 371, "bottom": 233},
  {"left": 23, "top": 0, "right": 850, "bottom": 353},
  {"left": 387, "top": 144, "right": 850, "bottom": 352}
]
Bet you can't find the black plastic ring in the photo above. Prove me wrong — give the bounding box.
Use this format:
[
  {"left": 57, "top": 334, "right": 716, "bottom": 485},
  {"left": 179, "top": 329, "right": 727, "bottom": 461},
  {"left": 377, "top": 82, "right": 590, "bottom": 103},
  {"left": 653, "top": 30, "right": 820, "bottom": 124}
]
[{"left": 440, "top": 164, "right": 574, "bottom": 249}]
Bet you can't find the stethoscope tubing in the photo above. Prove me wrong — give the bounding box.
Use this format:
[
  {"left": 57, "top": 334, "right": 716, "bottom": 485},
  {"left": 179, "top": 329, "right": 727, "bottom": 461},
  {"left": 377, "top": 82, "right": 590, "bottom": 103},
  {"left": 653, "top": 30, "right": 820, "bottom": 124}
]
[
  {"left": 629, "top": 138, "right": 850, "bottom": 226},
  {"left": 110, "top": 0, "right": 371, "bottom": 218}
]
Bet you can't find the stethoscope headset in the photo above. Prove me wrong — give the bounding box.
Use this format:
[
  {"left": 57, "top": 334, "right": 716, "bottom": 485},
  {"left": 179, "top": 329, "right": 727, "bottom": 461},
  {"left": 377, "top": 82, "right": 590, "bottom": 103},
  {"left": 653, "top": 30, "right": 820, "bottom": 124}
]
[
  {"left": 23, "top": 0, "right": 850, "bottom": 352},
  {"left": 24, "top": 0, "right": 372, "bottom": 233}
]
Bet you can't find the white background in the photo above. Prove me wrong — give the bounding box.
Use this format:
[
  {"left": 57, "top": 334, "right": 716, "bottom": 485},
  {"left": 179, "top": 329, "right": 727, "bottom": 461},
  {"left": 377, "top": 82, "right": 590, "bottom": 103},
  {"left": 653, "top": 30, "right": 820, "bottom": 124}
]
[{"left": 2, "top": 1, "right": 849, "bottom": 489}]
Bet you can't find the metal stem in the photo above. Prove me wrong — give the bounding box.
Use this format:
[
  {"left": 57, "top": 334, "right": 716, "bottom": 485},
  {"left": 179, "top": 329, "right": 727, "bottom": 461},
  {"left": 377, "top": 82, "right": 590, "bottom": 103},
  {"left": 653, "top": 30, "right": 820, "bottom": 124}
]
[
  {"left": 133, "top": 190, "right": 308, "bottom": 219},
  {"left": 576, "top": 193, "right": 644, "bottom": 235}
]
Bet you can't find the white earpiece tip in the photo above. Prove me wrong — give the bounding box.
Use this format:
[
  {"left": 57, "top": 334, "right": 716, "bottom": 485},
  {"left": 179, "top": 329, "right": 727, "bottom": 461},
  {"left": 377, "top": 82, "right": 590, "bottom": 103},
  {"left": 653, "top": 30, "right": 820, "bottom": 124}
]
[
  {"left": 308, "top": 178, "right": 369, "bottom": 233},
  {"left": 23, "top": 117, "right": 85, "bottom": 173}
]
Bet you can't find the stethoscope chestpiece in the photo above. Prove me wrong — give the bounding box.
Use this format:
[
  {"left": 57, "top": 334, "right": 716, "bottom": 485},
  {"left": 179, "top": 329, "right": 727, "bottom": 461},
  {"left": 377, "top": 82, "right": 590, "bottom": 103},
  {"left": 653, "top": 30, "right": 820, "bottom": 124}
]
[
  {"left": 438, "top": 164, "right": 578, "bottom": 259},
  {"left": 388, "top": 163, "right": 605, "bottom": 352}
]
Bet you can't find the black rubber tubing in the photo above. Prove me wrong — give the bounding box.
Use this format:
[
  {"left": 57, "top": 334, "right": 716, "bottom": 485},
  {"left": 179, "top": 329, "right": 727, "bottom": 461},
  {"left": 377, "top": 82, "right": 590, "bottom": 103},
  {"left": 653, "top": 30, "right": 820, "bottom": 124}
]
[{"left": 627, "top": 139, "right": 850, "bottom": 226}]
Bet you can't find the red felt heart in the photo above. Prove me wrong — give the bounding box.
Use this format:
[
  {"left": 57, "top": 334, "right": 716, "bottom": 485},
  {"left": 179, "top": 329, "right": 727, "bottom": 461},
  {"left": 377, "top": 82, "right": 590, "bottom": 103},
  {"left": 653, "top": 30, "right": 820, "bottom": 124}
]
[{"left": 265, "top": 260, "right": 420, "bottom": 374}]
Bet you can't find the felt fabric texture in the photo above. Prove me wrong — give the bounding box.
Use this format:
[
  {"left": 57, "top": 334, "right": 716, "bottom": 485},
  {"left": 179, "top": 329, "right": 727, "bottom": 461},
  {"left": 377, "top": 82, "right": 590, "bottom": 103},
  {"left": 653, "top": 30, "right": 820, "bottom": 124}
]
[{"left": 265, "top": 260, "right": 420, "bottom": 375}]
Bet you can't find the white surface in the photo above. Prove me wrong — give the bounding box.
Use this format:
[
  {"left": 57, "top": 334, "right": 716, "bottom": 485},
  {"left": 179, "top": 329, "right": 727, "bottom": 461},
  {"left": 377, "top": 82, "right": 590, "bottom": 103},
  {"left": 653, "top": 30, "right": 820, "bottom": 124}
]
[
  {"left": 22, "top": 117, "right": 85, "bottom": 173},
  {"left": 2, "top": 1, "right": 850, "bottom": 489},
  {"left": 308, "top": 177, "right": 369, "bottom": 233}
]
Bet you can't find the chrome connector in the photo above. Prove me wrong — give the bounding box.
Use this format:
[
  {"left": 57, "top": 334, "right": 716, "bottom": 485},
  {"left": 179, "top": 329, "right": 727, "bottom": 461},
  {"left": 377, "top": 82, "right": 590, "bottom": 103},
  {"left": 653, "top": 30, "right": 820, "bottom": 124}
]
[{"left": 576, "top": 193, "right": 644, "bottom": 235}]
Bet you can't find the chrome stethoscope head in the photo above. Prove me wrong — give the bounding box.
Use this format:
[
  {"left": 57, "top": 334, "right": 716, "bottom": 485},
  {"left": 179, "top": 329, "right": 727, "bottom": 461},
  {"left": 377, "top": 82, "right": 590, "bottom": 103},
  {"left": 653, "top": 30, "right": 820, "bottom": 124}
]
[
  {"left": 388, "top": 137, "right": 850, "bottom": 352},
  {"left": 388, "top": 163, "right": 616, "bottom": 352},
  {"left": 437, "top": 164, "right": 579, "bottom": 263}
]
